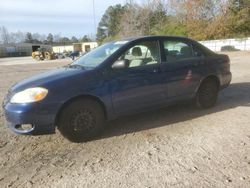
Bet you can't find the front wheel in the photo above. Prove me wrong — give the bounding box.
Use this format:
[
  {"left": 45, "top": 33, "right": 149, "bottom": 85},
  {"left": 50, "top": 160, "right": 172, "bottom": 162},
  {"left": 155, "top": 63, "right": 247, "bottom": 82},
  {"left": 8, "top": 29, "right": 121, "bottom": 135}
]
[
  {"left": 57, "top": 99, "right": 105, "bottom": 142},
  {"left": 35, "top": 56, "right": 40, "bottom": 61},
  {"left": 195, "top": 78, "right": 219, "bottom": 108}
]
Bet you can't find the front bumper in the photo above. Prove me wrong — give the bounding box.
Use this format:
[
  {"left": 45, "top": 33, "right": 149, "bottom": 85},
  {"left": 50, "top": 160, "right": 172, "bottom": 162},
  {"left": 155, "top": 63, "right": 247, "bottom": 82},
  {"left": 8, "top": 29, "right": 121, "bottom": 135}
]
[{"left": 3, "top": 102, "right": 57, "bottom": 135}]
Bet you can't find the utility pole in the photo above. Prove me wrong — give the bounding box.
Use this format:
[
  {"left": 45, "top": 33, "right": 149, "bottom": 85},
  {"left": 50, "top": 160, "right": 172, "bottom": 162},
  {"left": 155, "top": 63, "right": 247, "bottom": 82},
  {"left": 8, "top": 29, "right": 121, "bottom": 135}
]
[{"left": 93, "top": 0, "right": 96, "bottom": 34}]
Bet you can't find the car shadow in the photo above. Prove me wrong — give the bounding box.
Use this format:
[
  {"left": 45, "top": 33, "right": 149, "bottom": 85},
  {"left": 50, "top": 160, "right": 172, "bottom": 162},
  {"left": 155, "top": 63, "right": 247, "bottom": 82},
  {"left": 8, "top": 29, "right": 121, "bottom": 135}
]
[{"left": 97, "top": 82, "right": 250, "bottom": 140}]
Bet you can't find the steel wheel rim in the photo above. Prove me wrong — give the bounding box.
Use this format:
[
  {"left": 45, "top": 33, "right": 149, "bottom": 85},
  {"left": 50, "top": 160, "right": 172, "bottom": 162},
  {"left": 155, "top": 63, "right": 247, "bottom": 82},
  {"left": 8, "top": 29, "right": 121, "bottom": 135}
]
[{"left": 70, "top": 109, "right": 95, "bottom": 133}]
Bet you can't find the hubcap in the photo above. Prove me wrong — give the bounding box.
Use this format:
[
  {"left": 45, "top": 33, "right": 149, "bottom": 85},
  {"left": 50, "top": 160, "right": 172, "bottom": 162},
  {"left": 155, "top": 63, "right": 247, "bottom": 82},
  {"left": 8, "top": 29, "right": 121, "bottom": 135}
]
[
  {"left": 202, "top": 85, "right": 216, "bottom": 102},
  {"left": 71, "top": 109, "right": 95, "bottom": 132}
]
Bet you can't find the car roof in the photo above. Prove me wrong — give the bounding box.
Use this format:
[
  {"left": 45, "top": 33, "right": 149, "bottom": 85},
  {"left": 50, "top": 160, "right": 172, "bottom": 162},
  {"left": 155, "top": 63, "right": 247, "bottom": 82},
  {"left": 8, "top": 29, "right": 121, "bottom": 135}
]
[
  {"left": 111, "top": 36, "right": 199, "bottom": 47},
  {"left": 120, "top": 35, "right": 193, "bottom": 42}
]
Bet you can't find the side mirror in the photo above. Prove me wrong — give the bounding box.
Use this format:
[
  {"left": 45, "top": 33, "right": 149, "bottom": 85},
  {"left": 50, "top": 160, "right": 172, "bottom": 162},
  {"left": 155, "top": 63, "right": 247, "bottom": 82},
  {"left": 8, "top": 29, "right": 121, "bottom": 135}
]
[{"left": 112, "top": 59, "right": 129, "bottom": 70}]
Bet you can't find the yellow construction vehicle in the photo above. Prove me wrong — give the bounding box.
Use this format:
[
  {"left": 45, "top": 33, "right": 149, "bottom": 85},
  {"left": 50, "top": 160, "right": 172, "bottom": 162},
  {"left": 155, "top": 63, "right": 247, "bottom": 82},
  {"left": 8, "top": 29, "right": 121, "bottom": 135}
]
[{"left": 32, "top": 48, "right": 55, "bottom": 61}]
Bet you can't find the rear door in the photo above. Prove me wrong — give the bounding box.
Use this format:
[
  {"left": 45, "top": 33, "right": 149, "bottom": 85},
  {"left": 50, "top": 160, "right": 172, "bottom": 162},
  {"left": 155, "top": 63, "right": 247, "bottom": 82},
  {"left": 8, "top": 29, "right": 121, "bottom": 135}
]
[{"left": 160, "top": 38, "right": 205, "bottom": 100}]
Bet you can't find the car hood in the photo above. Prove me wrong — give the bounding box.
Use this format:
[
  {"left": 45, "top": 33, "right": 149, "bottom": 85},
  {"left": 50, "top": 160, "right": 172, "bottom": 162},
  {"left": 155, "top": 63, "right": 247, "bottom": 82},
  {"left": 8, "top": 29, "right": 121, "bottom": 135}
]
[{"left": 11, "top": 67, "right": 90, "bottom": 92}]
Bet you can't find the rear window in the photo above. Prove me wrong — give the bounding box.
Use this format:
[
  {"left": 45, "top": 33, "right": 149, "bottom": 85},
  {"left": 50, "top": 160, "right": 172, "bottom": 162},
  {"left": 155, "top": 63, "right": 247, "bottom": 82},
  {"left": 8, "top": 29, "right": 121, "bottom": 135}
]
[{"left": 163, "top": 41, "right": 194, "bottom": 62}]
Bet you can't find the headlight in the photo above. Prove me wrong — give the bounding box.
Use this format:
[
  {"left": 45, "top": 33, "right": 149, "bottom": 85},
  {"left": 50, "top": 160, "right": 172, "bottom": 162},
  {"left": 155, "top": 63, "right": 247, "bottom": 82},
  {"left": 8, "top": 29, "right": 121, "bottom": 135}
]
[{"left": 10, "top": 87, "right": 48, "bottom": 104}]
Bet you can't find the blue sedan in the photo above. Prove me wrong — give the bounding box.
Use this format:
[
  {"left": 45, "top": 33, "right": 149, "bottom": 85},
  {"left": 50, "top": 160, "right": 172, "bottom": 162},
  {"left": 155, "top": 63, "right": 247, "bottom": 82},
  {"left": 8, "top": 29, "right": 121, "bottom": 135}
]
[{"left": 2, "top": 36, "right": 232, "bottom": 142}]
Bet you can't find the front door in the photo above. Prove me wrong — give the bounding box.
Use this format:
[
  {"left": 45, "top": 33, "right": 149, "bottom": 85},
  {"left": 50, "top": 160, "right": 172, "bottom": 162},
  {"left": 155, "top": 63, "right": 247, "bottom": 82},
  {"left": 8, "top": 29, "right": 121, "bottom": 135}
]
[{"left": 110, "top": 40, "right": 165, "bottom": 115}]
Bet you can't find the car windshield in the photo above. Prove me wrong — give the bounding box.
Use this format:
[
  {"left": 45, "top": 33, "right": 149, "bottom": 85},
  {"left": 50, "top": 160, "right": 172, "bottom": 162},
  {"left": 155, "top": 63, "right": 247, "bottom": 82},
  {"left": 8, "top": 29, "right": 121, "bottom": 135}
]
[{"left": 72, "top": 41, "right": 128, "bottom": 68}]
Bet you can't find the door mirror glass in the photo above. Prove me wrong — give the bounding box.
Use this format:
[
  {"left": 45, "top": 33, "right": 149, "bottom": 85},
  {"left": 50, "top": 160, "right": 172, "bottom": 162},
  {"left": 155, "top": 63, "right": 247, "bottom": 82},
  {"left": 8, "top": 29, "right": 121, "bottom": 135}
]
[{"left": 112, "top": 59, "right": 129, "bottom": 70}]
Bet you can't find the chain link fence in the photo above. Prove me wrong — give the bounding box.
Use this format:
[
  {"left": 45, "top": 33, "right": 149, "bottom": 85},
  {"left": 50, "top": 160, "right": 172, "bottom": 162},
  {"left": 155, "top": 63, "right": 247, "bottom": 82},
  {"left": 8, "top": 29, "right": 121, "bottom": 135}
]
[{"left": 199, "top": 37, "right": 250, "bottom": 52}]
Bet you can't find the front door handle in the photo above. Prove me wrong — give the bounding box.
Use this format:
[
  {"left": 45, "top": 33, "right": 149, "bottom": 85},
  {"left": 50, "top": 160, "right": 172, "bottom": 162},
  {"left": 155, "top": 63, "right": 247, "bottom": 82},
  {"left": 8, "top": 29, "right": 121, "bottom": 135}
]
[
  {"left": 153, "top": 69, "right": 158, "bottom": 73},
  {"left": 194, "top": 62, "right": 199, "bottom": 66},
  {"left": 153, "top": 68, "right": 161, "bottom": 73}
]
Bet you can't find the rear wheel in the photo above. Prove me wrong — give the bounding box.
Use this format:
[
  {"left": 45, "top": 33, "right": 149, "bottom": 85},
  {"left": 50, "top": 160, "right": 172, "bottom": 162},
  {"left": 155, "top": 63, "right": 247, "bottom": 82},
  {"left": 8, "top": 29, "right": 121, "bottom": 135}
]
[
  {"left": 57, "top": 99, "right": 105, "bottom": 142},
  {"left": 196, "top": 78, "right": 219, "bottom": 108}
]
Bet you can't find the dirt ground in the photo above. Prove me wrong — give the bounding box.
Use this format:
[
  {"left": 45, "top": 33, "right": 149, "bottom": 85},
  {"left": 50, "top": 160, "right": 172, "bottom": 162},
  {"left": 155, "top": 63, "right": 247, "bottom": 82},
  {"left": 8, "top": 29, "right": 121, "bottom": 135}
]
[
  {"left": 0, "top": 52, "right": 250, "bottom": 188},
  {"left": 0, "top": 56, "right": 72, "bottom": 66}
]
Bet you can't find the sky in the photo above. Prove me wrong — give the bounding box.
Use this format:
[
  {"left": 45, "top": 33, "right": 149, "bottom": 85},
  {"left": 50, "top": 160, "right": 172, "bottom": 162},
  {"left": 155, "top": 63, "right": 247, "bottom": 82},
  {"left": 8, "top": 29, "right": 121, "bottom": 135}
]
[{"left": 0, "top": 0, "right": 128, "bottom": 38}]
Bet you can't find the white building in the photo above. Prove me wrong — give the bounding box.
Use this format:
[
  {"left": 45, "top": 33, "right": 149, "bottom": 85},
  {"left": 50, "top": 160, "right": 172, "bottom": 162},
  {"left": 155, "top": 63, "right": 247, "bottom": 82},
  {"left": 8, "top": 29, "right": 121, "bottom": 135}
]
[
  {"left": 0, "top": 43, "right": 51, "bottom": 58},
  {"left": 52, "top": 42, "right": 98, "bottom": 53},
  {"left": 52, "top": 45, "right": 74, "bottom": 53}
]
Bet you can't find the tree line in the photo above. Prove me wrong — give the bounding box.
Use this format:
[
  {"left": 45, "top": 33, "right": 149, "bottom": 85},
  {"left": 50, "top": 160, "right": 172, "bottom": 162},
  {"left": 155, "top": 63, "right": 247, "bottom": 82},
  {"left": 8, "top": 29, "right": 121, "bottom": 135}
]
[
  {"left": 0, "top": 26, "right": 92, "bottom": 45},
  {"left": 96, "top": 0, "right": 250, "bottom": 44},
  {"left": 1, "top": 0, "right": 249, "bottom": 45}
]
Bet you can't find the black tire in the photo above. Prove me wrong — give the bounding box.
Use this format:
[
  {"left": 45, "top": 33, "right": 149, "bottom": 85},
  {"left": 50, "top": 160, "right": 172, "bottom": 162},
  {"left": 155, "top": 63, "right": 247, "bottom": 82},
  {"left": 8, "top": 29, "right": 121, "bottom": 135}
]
[
  {"left": 35, "top": 56, "right": 40, "bottom": 61},
  {"left": 57, "top": 99, "right": 105, "bottom": 143},
  {"left": 196, "top": 78, "right": 219, "bottom": 108}
]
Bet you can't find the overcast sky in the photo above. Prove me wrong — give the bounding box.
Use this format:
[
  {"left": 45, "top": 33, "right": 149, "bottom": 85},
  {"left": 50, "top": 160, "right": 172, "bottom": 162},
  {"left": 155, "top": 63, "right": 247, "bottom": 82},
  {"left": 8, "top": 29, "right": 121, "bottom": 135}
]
[{"left": 0, "top": 0, "right": 128, "bottom": 38}]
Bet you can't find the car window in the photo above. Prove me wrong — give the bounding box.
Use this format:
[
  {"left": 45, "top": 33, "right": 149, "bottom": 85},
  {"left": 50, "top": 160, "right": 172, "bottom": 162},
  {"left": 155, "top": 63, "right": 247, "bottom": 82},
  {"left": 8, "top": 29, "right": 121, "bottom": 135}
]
[
  {"left": 73, "top": 41, "right": 128, "bottom": 68},
  {"left": 163, "top": 40, "right": 194, "bottom": 63},
  {"left": 118, "top": 41, "right": 160, "bottom": 68},
  {"left": 193, "top": 46, "right": 205, "bottom": 57}
]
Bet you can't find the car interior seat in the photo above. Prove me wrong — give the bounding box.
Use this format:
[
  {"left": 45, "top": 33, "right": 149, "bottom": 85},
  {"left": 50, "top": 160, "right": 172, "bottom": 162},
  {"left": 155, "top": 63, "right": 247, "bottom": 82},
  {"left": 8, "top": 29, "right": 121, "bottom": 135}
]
[
  {"left": 180, "top": 46, "right": 193, "bottom": 59},
  {"left": 165, "top": 48, "right": 178, "bottom": 62},
  {"left": 129, "top": 47, "right": 143, "bottom": 67},
  {"left": 145, "top": 46, "right": 158, "bottom": 65}
]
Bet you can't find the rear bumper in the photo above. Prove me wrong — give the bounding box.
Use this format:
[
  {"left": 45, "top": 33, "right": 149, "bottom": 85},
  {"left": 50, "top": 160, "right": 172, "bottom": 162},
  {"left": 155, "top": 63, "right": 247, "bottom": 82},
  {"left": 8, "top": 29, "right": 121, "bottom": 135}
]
[
  {"left": 220, "top": 71, "right": 232, "bottom": 89},
  {"left": 3, "top": 102, "right": 57, "bottom": 135}
]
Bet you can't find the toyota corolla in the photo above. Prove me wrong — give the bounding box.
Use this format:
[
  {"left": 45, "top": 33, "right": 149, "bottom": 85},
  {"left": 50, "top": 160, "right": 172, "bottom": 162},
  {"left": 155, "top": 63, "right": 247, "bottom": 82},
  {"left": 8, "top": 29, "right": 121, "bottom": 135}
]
[{"left": 2, "top": 36, "right": 232, "bottom": 142}]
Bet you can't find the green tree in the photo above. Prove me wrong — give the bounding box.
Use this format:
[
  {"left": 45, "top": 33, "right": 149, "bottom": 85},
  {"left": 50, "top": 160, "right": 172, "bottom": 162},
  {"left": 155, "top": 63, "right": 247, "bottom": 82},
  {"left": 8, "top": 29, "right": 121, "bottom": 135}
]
[
  {"left": 227, "top": 0, "right": 250, "bottom": 37},
  {"left": 97, "top": 0, "right": 250, "bottom": 42},
  {"left": 119, "top": 1, "right": 167, "bottom": 37},
  {"left": 47, "top": 33, "right": 53, "bottom": 44},
  {"left": 96, "top": 4, "right": 125, "bottom": 43},
  {"left": 0, "top": 26, "right": 10, "bottom": 44},
  {"left": 152, "top": 16, "right": 187, "bottom": 36},
  {"left": 168, "top": 0, "right": 229, "bottom": 40},
  {"left": 229, "top": 0, "right": 250, "bottom": 12},
  {"left": 148, "top": 1, "right": 168, "bottom": 35},
  {"left": 81, "top": 35, "right": 91, "bottom": 42},
  {"left": 25, "top": 32, "right": 33, "bottom": 43},
  {"left": 59, "top": 37, "right": 71, "bottom": 45},
  {"left": 71, "top": 36, "right": 79, "bottom": 43}
]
